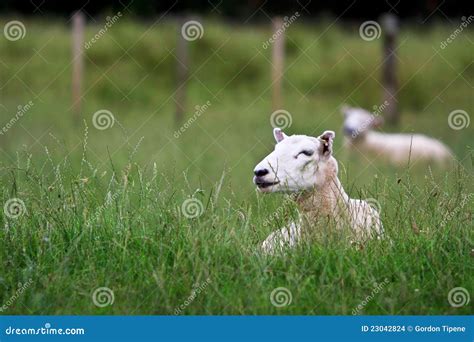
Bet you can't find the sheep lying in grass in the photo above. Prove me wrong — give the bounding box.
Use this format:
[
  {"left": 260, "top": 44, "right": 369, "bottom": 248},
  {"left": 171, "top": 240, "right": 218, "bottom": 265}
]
[
  {"left": 341, "top": 105, "right": 453, "bottom": 166},
  {"left": 253, "top": 128, "right": 383, "bottom": 254}
]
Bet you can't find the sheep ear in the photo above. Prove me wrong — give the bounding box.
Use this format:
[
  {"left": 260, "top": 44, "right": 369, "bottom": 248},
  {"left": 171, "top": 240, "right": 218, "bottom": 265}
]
[
  {"left": 318, "top": 130, "right": 335, "bottom": 157},
  {"left": 273, "top": 128, "right": 288, "bottom": 143}
]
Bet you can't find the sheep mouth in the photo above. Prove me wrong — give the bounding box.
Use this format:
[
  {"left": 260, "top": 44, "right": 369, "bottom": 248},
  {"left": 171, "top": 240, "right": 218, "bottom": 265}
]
[{"left": 254, "top": 179, "right": 280, "bottom": 189}]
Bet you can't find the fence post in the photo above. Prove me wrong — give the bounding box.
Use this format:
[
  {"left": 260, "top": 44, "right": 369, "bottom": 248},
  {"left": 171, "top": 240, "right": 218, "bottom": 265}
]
[
  {"left": 175, "top": 17, "right": 189, "bottom": 124},
  {"left": 72, "top": 11, "right": 85, "bottom": 118},
  {"left": 381, "top": 13, "right": 399, "bottom": 124},
  {"left": 271, "top": 17, "right": 285, "bottom": 111}
]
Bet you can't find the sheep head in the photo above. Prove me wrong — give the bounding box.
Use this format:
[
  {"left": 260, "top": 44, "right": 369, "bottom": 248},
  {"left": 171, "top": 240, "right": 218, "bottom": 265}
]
[
  {"left": 253, "top": 128, "right": 338, "bottom": 193},
  {"left": 341, "top": 106, "right": 384, "bottom": 139}
]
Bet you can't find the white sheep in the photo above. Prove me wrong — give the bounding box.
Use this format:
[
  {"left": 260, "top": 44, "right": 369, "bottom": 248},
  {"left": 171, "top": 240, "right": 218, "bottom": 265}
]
[
  {"left": 253, "top": 128, "right": 383, "bottom": 254},
  {"left": 341, "top": 105, "right": 453, "bottom": 166}
]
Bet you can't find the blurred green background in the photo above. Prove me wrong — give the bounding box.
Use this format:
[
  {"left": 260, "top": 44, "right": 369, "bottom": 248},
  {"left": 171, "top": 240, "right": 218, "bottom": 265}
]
[{"left": 0, "top": 17, "right": 472, "bottom": 197}]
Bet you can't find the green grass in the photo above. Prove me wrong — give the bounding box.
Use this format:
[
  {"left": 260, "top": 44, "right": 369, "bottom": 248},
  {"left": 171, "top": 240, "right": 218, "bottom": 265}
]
[{"left": 0, "top": 17, "right": 473, "bottom": 314}]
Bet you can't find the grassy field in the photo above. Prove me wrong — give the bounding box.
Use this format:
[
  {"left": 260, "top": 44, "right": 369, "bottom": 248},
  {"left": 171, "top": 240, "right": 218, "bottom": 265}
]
[{"left": 0, "top": 16, "right": 473, "bottom": 315}]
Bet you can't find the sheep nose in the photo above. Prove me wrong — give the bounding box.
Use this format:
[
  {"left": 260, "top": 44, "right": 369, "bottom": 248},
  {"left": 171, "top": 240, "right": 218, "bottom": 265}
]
[{"left": 254, "top": 168, "right": 269, "bottom": 177}]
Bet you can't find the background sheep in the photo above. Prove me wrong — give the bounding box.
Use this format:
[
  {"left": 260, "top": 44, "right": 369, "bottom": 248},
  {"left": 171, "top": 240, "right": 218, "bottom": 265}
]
[{"left": 341, "top": 106, "right": 453, "bottom": 166}]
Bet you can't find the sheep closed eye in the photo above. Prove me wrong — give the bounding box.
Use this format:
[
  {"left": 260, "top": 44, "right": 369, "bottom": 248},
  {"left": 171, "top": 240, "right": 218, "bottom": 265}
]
[{"left": 296, "top": 150, "right": 314, "bottom": 158}]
